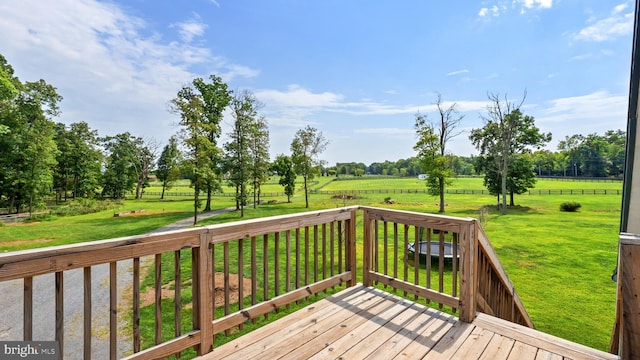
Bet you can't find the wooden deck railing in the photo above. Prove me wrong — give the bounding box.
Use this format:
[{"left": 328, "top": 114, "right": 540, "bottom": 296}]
[
  {"left": 0, "top": 205, "right": 533, "bottom": 359},
  {"left": 360, "top": 206, "right": 532, "bottom": 327}
]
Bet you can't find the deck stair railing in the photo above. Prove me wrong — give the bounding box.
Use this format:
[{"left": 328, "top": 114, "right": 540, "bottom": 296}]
[{"left": 0, "top": 205, "right": 533, "bottom": 359}]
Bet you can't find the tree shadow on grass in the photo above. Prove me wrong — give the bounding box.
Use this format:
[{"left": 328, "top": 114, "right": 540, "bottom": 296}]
[{"left": 453, "top": 204, "right": 539, "bottom": 218}]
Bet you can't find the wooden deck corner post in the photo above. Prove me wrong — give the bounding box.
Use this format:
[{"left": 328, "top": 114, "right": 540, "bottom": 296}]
[
  {"left": 459, "top": 220, "right": 477, "bottom": 323},
  {"left": 362, "top": 208, "right": 372, "bottom": 287},
  {"left": 196, "top": 232, "right": 214, "bottom": 355},
  {"left": 347, "top": 208, "right": 358, "bottom": 287},
  {"left": 618, "top": 234, "right": 640, "bottom": 360}
]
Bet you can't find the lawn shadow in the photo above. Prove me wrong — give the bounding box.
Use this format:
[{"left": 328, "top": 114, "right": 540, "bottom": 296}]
[{"left": 453, "top": 204, "right": 539, "bottom": 218}]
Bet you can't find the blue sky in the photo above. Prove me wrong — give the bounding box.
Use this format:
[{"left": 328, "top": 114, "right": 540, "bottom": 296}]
[{"left": 0, "top": 0, "right": 633, "bottom": 165}]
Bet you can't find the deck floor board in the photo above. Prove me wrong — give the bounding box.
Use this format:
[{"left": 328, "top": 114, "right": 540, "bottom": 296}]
[{"left": 200, "top": 285, "right": 618, "bottom": 360}]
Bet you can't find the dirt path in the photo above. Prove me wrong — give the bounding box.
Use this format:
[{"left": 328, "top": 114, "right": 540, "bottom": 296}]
[{"left": 0, "top": 206, "right": 237, "bottom": 359}]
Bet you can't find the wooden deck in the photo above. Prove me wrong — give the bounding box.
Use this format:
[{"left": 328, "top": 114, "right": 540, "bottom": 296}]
[{"left": 200, "top": 285, "right": 617, "bottom": 360}]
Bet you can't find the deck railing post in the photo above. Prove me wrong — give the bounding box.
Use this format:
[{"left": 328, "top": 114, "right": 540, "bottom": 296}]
[
  {"left": 347, "top": 208, "right": 358, "bottom": 287},
  {"left": 362, "top": 208, "right": 372, "bottom": 287},
  {"left": 617, "top": 234, "right": 640, "bottom": 360},
  {"left": 459, "top": 220, "right": 477, "bottom": 322},
  {"left": 196, "top": 232, "right": 214, "bottom": 355}
]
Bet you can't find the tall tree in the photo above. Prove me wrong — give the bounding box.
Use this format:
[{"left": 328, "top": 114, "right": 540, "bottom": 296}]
[
  {"left": 469, "top": 93, "right": 550, "bottom": 214},
  {"left": 100, "top": 133, "right": 145, "bottom": 199},
  {"left": 291, "top": 125, "right": 328, "bottom": 208},
  {"left": 413, "top": 94, "right": 463, "bottom": 213},
  {"left": 248, "top": 115, "right": 270, "bottom": 208},
  {"left": 54, "top": 122, "right": 101, "bottom": 201},
  {"left": 224, "top": 90, "right": 260, "bottom": 217},
  {"left": 475, "top": 153, "right": 537, "bottom": 206},
  {"left": 271, "top": 154, "right": 296, "bottom": 203},
  {"left": 132, "top": 138, "right": 158, "bottom": 199},
  {"left": 0, "top": 55, "right": 62, "bottom": 214},
  {"left": 171, "top": 75, "right": 231, "bottom": 224},
  {"left": 156, "top": 136, "right": 182, "bottom": 199}
]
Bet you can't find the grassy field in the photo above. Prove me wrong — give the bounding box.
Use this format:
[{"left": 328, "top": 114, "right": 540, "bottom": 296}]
[{"left": 0, "top": 176, "right": 621, "bottom": 352}]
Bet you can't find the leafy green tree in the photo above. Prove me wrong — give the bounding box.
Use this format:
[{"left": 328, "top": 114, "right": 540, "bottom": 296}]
[
  {"left": 532, "top": 149, "right": 555, "bottom": 176},
  {"left": 604, "top": 129, "right": 626, "bottom": 177},
  {"left": 156, "top": 135, "right": 182, "bottom": 199},
  {"left": 469, "top": 93, "right": 550, "bottom": 214},
  {"left": 171, "top": 75, "right": 231, "bottom": 224},
  {"left": 248, "top": 115, "right": 270, "bottom": 207},
  {"left": 0, "top": 55, "right": 61, "bottom": 214},
  {"left": 475, "top": 153, "right": 536, "bottom": 206},
  {"left": 291, "top": 125, "right": 328, "bottom": 208},
  {"left": 132, "top": 138, "right": 157, "bottom": 199},
  {"left": 414, "top": 95, "right": 463, "bottom": 213},
  {"left": 271, "top": 154, "right": 296, "bottom": 203},
  {"left": 100, "top": 133, "right": 143, "bottom": 199},
  {"left": 54, "top": 122, "right": 101, "bottom": 201},
  {"left": 224, "top": 90, "right": 260, "bottom": 216}
]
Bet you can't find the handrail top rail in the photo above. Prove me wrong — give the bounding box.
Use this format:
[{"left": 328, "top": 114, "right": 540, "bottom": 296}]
[
  {"left": 358, "top": 205, "right": 476, "bottom": 223},
  {"left": 0, "top": 205, "right": 476, "bottom": 264}
]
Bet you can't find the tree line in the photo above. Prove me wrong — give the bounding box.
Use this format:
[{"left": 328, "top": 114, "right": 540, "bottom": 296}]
[
  {"left": 0, "top": 51, "right": 625, "bottom": 218},
  {"left": 0, "top": 54, "right": 328, "bottom": 220}
]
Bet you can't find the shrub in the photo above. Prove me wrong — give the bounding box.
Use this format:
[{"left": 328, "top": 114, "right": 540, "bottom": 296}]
[{"left": 560, "top": 202, "right": 582, "bottom": 212}]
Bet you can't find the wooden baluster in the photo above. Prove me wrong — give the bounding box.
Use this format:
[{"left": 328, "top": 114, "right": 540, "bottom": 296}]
[
  {"left": 133, "top": 258, "right": 140, "bottom": 354},
  {"left": 155, "top": 254, "right": 162, "bottom": 344},
  {"left": 24, "top": 276, "right": 32, "bottom": 341},
  {"left": 109, "top": 263, "right": 117, "bottom": 360},
  {"left": 83, "top": 268, "right": 91, "bottom": 359}
]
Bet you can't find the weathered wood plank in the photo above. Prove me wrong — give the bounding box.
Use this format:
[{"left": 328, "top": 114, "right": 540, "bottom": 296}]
[
  {"left": 249, "top": 288, "right": 397, "bottom": 359},
  {"left": 307, "top": 298, "right": 417, "bottom": 359},
  {"left": 421, "top": 321, "right": 476, "bottom": 360},
  {"left": 391, "top": 308, "right": 457, "bottom": 359},
  {"left": 361, "top": 206, "right": 469, "bottom": 233},
  {"left": 450, "top": 327, "right": 494, "bottom": 360},
  {"left": 507, "top": 341, "right": 538, "bottom": 360},
  {"left": 364, "top": 307, "right": 449, "bottom": 360},
  {"left": 0, "top": 234, "right": 201, "bottom": 281},
  {"left": 337, "top": 301, "right": 429, "bottom": 359},
  {"left": 121, "top": 331, "right": 201, "bottom": 360},
  {"left": 204, "top": 285, "right": 368, "bottom": 359},
  {"left": 478, "top": 334, "right": 515, "bottom": 360},
  {"left": 474, "top": 313, "right": 618, "bottom": 360},
  {"left": 535, "top": 349, "right": 563, "bottom": 360}
]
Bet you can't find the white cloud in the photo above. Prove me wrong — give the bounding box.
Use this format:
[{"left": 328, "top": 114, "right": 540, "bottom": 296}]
[
  {"left": 255, "top": 84, "right": 344, "bottom": 108},
  {"left": 173, "top": 18, "right": 207, "bottom": 43},
  {"left": 522, "top": 0, "right": 552, "bottom": 9},
  {"left": 537, "top": 91, "right": 627, "bottom": 124},
  {"left": 479, "top": 0, "right": 551, "bottom": 18},
  {"left": 613, "top": 3, "right": 629, "bottom": 14},
  {"left": 447, "top": 69, "right": 470, "bottom": 76},
  {"left": 574, "top": 4, "right": 634, "bottom": 42},
  {"left": 209, "top": 0, "right": 221, "bottom": 8},
  {"left": 0, "top": 0, "right": 258, "bottom": 143}
]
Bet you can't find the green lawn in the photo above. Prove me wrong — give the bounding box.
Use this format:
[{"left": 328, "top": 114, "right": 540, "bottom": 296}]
[{"left": 0, "top": 177, "right": 621, "bottom": 351}]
